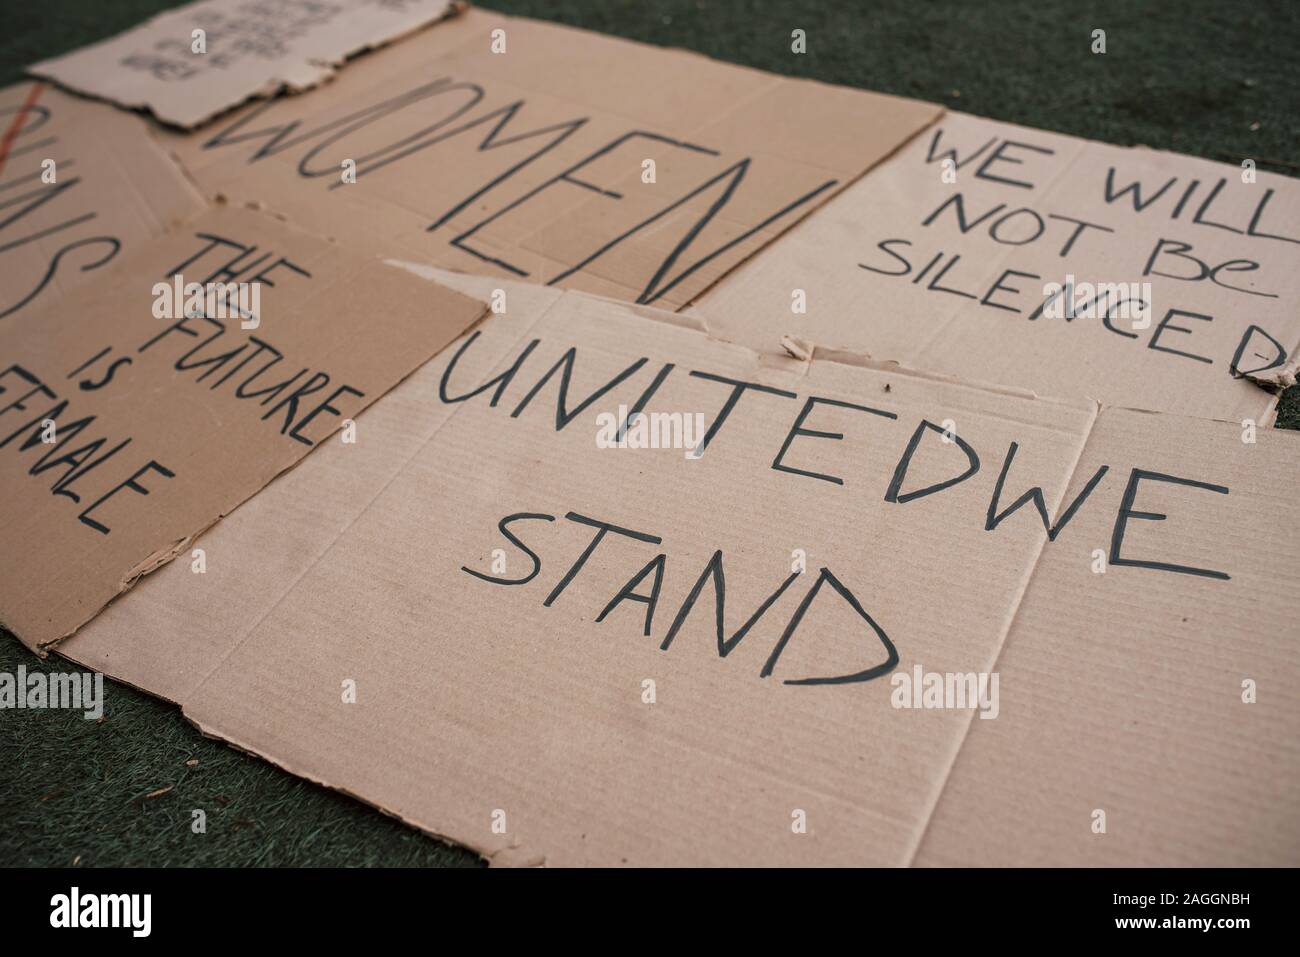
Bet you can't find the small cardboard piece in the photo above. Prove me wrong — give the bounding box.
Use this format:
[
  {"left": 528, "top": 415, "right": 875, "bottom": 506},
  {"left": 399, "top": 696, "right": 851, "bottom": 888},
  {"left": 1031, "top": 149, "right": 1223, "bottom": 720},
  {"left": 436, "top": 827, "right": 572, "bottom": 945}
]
[
  {"left": 58, "top": 274, "right": 1300, "bottom": 866},
  {"left": 29, "top": 0, "right": 461, "bottom": 129},
  {"left": 695, "top": 112, "right": 1300, "bottom": 422},
  {"left": 0, "top": 82, "right": 204, "bottom": 322},
  {"left": 0, "top": 205, "right": 487, "bottom": 651}
]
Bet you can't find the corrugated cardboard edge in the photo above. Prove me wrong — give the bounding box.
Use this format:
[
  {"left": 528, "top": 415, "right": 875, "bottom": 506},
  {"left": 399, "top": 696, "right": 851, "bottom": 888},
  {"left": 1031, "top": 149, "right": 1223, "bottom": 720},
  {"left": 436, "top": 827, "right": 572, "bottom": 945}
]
[{"left": 183, "top": 707, "right": 531, "bottom": 865}]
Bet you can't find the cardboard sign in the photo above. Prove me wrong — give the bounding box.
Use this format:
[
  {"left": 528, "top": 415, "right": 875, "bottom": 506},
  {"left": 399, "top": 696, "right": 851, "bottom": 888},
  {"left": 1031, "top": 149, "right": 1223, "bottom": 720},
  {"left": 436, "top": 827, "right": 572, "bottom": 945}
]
[
  {"left": 29, "top": 0, "right": 461, "bottom": 128},
  {"left": 0, "top": 206, "right": 487, "bottom": 651},
  {"left": 137, "top": 7, "right": 941, "bottom": 311},
  {"left": 58, "top": 273, "right": 1300, "bottom": 865},
  {"left": 0, "top": 82, "right": 204, "bottom": 323},
  {"left": 695, "top": 112, "right": 1300, "bottom": 422}
]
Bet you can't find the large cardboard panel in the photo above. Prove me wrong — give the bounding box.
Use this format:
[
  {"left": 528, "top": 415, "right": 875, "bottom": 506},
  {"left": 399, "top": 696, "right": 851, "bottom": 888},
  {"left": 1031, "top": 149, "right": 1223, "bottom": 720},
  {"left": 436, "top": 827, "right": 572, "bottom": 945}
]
[
  {"left": 58, "top": 276, "right": 1300, "bottom": 865},
  {"left": 0, "top": 207, "right": 487, "bottom": 651},
  {"left": 140, "top": 8, "right": 941, "bottom": 311},
  {"left": 695, "top": 112, "right": 1300, "bottom": 422}
]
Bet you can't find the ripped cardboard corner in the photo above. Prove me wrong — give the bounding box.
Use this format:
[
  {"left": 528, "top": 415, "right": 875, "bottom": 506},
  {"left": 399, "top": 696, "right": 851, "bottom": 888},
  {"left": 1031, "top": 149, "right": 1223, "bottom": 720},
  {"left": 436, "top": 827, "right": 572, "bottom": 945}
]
[
  {"left": 29, "top": 0, "right": 463, "bottom": 129},
  {"left": 0, "top": 81, "right": 205, "bottom": 322},
  {"left": 0, "top": 204, "right": 487, "bottom": 652},
  {"left": 696, "top": 112, "right": 1300, "bottom": 423},
  {"left": 1244, "top": 356, "right": 1299, "bottom": 394},
  {"left": 58, "top": 273, "right": 1300, "bottom": 866}
]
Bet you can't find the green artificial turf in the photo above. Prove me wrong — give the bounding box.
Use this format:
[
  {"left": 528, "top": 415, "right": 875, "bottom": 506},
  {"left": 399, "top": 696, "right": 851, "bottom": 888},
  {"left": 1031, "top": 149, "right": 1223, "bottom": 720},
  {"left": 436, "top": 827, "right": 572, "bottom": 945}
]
[{"left": 1, "top": 0, "right": 1297, "bottom": 867}]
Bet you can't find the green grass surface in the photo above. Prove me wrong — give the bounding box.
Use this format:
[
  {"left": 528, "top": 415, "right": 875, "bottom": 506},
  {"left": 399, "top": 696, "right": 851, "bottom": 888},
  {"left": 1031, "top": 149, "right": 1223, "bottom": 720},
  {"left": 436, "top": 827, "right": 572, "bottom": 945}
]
[{"left": 1, "top": 0, "right": 1297, "bottom": 867}]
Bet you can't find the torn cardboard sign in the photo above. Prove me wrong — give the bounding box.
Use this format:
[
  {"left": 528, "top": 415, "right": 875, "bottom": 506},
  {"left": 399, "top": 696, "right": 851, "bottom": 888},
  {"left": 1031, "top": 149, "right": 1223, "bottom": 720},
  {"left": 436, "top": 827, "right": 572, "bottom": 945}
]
[
  {"left": 144, "top": 7, "right": 940, "bottom": 310},
  {"left": 695, "top": 112, "right": 1300, "bottom": 423},
  {"left": 0, "top": 81, "right": 204, "bottom": 322},
  {"left": 59, "top": 274, "right": 1300, "bottom": 865},
  {"left": 0, "top": 205, "right": 487, "bottom": 652},
  {"left": 29, "top": 0, "right": 462, "bottom": 129}
]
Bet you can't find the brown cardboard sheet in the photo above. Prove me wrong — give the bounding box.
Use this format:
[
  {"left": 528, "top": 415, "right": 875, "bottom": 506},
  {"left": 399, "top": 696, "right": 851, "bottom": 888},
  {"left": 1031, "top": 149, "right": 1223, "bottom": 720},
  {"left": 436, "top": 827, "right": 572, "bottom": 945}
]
[
  {"left": 0, "top": 206, "right": 487, "bottom": 652},
  {"left": 695, "top": 112, "right": 1300, "bottom": 422},
  {"left": 135, "top": 8, "right": 941, "bottom": 311}
]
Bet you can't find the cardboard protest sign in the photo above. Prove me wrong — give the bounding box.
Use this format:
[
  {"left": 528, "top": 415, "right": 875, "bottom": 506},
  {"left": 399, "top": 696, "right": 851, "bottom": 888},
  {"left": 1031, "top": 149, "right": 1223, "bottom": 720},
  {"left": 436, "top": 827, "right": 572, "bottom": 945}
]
[
  {"left": 695, "top": 112, "right": 1300, "bottom": 422},
  {"left": 139, "top": 7, "right": 940, "bottom": 311},
  {"left": 29, "top": 0, "right": 461, "bottom": 129},
  {"left": 0, "top": 206, "right": 487, "bottom": 652},
  {"left": 58, "top": 274, "right": 1300, "bottom": 865},
  {"left": 0, "top": 82, "right": 204, "bottom": 323}
]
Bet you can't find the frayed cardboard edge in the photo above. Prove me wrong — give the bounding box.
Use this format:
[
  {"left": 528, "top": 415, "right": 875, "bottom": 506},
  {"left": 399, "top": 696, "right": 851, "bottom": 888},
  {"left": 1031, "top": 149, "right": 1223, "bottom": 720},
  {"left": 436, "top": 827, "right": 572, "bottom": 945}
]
[{"left": 1243, "top": 360, "right": 1299, "bottom": 395}]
